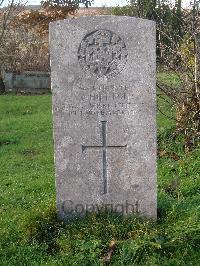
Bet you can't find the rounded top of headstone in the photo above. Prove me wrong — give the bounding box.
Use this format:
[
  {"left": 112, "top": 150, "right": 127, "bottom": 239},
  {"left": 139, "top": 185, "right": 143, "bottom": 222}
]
[{"left": 77, "top": 29, "right": 128, "bottom": 78}]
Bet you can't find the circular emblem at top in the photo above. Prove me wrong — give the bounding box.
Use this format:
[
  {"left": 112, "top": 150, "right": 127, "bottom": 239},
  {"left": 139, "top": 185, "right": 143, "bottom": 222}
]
[{"left": 78, "top": 29, "right": 128, "bottom": 78}]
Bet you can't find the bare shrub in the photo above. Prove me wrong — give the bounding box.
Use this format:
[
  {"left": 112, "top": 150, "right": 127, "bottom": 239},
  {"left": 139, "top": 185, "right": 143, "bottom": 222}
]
[
  {"left": 157, "top": 3, "right": 200, "bottom": 151},
  {"left": 0, "top": 23, "right": 50, "bottom": 72}
]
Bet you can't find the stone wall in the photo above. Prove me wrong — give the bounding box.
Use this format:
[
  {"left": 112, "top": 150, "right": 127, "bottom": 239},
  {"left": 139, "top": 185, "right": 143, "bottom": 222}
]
[{"left": 3, "top": 71, "right": 51, "bottom": 94}]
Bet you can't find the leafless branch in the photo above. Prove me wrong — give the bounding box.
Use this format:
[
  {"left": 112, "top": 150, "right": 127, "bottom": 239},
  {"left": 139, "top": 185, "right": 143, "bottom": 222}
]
[
  {"left": 158, "top": 106, "right": 176, "bottom": 121},
  {"left": 0, "top": 0, "right": 15, "bottom": 45},
  {"left": 157, "top": 94, "right": 174, "bottom": 107}
]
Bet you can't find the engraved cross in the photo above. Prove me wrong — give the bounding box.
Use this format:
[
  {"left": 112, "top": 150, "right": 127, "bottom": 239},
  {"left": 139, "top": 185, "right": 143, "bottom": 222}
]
[{"left": 82, "top": 121, "right": 127, "bottom": 194}]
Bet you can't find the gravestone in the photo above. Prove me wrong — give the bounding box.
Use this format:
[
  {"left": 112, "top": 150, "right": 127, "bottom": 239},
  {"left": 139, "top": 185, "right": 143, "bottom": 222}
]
[{"left": 50, "top": 16, "right": 157, "bottom": 220}]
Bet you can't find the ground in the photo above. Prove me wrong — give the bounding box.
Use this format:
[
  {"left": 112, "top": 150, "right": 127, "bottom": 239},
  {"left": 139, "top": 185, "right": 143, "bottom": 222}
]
[{"left": 0, "top": 88, "right": 199, "bottom": 265}]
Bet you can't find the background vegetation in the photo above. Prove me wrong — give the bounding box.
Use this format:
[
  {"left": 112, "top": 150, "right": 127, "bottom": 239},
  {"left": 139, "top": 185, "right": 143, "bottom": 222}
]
[{"left": 112, "top": 0, "right": 200, "bottom": 152}]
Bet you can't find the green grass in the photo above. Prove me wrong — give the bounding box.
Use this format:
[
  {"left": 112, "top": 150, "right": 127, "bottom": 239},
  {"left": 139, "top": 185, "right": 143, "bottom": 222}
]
[{"left": 0, "top": 92, "right": 199, "bottom": 265}]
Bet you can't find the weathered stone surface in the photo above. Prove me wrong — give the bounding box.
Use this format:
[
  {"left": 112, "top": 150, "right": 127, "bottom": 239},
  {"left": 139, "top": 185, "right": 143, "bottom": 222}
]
[{"left": 50, "top": 16, "right": 157, "bottom": 220}]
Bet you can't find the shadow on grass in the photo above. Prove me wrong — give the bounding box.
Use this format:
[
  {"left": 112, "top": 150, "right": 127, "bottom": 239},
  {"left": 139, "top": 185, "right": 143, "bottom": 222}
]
[
  {"left": 25, "top": 205, "right": 157, "bottom": 256},
  {"left": 25, "top": 206, "right": 63, "bottom": 255},
  {"left": 24, "top": 201, "right": 200, "bottom": 264},
  {"left": 0, "top": 139, "right": 18, "bottom": 147},
  {"left": 157, "top": 127, "right": 185, "bottom": 156}
]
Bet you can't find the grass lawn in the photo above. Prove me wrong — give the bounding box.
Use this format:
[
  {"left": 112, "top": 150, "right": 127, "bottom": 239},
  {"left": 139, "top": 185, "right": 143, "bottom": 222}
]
[{"left": 0, "top": 92, "right": 199, "bottom": 265}]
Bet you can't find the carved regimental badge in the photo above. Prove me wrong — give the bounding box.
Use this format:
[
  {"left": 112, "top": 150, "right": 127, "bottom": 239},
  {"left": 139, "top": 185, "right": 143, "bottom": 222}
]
[{"left": 78, "top": 29, "right": 128, "bottom": 78}]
